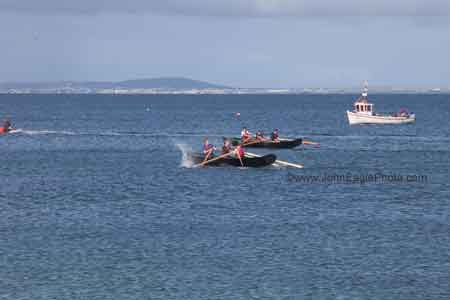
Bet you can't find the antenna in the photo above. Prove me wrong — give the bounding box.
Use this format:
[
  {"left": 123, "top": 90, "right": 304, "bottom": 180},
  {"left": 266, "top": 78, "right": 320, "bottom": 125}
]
[{"left": 362, "top": 80, "right": 368, "bottom": 97}]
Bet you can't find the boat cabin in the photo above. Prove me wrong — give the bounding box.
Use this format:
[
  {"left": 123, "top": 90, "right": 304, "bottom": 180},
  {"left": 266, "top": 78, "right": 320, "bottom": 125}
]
[
  {"left": 353, "top": 101, "right": 373, "bottom": 115},
  {"left": 353, "top": 89, "right": 373, "bottom": 115}
]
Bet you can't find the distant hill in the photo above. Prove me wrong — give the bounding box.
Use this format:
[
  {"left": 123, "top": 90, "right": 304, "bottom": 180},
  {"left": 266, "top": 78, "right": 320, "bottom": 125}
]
[
  {"left": 1, "top": 78, "right": 448, "bottom": 94},
  {"left": 115, "top": 78, "right": 230, "bottom": 89},
  {"left": 0, "top": 77, "right": 232, "bottom": 92}
]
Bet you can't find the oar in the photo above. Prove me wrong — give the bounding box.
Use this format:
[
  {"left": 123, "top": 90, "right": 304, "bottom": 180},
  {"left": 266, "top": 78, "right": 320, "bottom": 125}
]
[
  {"left": 227, "top": 138, "right": 265, "bottom": 147},
  {"left": 241, "top": 139, "right": 266, "bottom": 147},
  {"left": 194, "top": 151, "right": 236, "bottom": 167},
  {"left": 302, "top": 140, "right": 320, "bottom": 147},
  {"left": 202, "top": 148, "right": 213, "bottom": 163},
  {"left": 246, "top": 152, "right": 304, "bottom": 169},
  {"left": 272, "top": 159, "right": 304, "bottom": 169}
]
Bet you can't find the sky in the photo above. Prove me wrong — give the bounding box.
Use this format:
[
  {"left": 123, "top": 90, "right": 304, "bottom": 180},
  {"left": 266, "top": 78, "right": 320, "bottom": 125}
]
[{"left": 0, "top": 0, "right": 449, "bottom": 88}]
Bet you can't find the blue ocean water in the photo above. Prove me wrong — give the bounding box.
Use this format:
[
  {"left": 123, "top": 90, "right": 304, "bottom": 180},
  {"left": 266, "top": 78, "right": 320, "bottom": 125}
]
[{"left": 1, "top": 94, "right": 449, "bottom": 299}]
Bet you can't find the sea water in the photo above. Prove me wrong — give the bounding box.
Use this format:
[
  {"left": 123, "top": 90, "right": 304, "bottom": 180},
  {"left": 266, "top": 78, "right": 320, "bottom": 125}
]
[{"left": 1, "top": 94, "right": 449, "bottom": 299}]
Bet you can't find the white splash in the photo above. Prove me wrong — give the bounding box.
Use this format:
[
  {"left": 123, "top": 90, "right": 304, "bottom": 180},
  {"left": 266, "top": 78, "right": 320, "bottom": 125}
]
[
  {"left": 15, "top": 129, "right": 77, "bottom": 135},
  {"left": 8, "top": 129, "right": 23, "bottom": 134},
  {"left": 175, "top": 142, "right": 195, "bottom": 168}
]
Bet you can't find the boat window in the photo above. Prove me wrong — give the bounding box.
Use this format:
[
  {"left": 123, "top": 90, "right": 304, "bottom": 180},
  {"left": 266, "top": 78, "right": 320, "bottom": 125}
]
[
  {"left": 356, "top": 105, "right": 359, "bottom": 111},
  {"left": 368, "top": 105, "right": 372, "bottom": 112}
]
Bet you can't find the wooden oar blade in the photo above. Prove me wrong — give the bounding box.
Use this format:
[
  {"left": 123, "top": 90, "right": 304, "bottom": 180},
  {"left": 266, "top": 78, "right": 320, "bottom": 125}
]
[
  {"left": 275, "top": 160, "right": 304, "bottom": 169},
  {"left": 242, "top": 139, "right": 264, "bottom": 147},
  {"left": 302, "top": 140, "right": 320, "bottom": 147}
]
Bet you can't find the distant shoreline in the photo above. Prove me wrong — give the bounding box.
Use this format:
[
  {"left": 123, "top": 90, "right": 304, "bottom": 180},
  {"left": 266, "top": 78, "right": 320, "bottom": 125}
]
[
  {"left": 1, "top": 90, "right": 448, "bottom": 95},
  {"left": 1, "top": 77, "right": 448, "bottom": 95}
]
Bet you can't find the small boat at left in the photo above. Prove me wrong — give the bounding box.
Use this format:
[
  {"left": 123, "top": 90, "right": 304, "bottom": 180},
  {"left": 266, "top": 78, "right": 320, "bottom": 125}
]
[
  {"left": 0, "top": 119, "right": 13, "bottom": 135},
  {"left": 188, "top": 152, "right": 277, "bottom": 167}
]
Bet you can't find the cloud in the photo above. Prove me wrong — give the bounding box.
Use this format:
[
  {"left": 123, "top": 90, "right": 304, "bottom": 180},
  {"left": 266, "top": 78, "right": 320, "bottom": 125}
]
[{"left": 0, "top": 0, "right": 449, "bottom": 16}]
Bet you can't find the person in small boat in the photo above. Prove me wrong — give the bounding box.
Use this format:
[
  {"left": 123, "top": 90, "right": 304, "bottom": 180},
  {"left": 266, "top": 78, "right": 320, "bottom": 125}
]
[
  {"left": 255, "top": 130, "right": 267, "bottom": 141},
  {"left": 241, "top": 127, "right": 251, "bottom": 143},
  {"left": 235, "top": 145, "right": 245, "bottom": 158},
  {"left": 221, "top": 138, "right": 232, "bottom": 154},
  {"left": 399, "top": 108, "right": 409, "bottom": 117},
  {"left": 203, "top": 138, "right": 216, "bottom": 160},
  {"left": 270, "top": 128, "right": 279, "bottom": 142},
  {"left": 0, "top": 119, "right": 12, "bottom": 134}
]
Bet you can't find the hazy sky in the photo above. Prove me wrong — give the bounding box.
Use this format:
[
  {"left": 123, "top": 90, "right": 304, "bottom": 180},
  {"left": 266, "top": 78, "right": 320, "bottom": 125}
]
[{"left": 0, "top": 1, "right": 449, "bottom": 87}]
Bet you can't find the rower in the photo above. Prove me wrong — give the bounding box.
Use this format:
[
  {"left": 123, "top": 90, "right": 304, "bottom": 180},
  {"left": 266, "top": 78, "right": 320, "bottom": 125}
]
[
  {"left": 221, "top": 138, "right": 232, "bottom": 154},
  {"left": 203, "top": 138, "right": 216, "bottom": 160},
  {"left": 255, "top": 130, "right": 266, "bottom": 141},
  {"left": 241, "top": 127, "right": 251, "bottom": 143},
  {"left": 235, "top": 145, "right": 245, "bottom": 158},
  {"left": 270, "top": 128, "right": 279, "bottom": 142},
  {"left": 0, "top": 119, "right": 12, "bottom": 134}
]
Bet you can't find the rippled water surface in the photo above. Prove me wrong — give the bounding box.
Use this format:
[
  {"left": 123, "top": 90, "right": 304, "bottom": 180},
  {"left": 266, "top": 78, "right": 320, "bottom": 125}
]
[{"left": 1, "top": 94, "right": 450, "bottom": 299}]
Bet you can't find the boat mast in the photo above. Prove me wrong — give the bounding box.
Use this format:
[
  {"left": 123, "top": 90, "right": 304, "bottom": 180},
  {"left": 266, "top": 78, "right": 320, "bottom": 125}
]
[{"left": 362, "top": 80, "right": 368, "bottom": 99}]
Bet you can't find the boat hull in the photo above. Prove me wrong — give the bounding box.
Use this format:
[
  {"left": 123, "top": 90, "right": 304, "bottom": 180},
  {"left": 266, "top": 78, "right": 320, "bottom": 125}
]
[
  {"left": 229, "top": 137, "right": 302, "bottom": 149},
  {"left": 189, "top": 153, "right": 276, "bottom": 167},
  {"left": 347, "top": 111, "right": 416, "bottom": 125}
]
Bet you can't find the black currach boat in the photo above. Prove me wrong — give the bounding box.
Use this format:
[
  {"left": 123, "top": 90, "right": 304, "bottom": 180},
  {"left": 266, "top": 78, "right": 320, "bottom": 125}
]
[
  {"left": 189, "top": 152, "right": 276, "bottom": 167},
  {"left": 229, "top": 137, "right": 303, "bottom": 149}
]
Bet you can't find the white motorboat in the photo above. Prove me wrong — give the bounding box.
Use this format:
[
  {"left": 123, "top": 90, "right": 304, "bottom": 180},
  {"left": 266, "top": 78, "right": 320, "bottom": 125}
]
[{"left": 347, "top": 82, "right": 415, "bottom": 125}]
